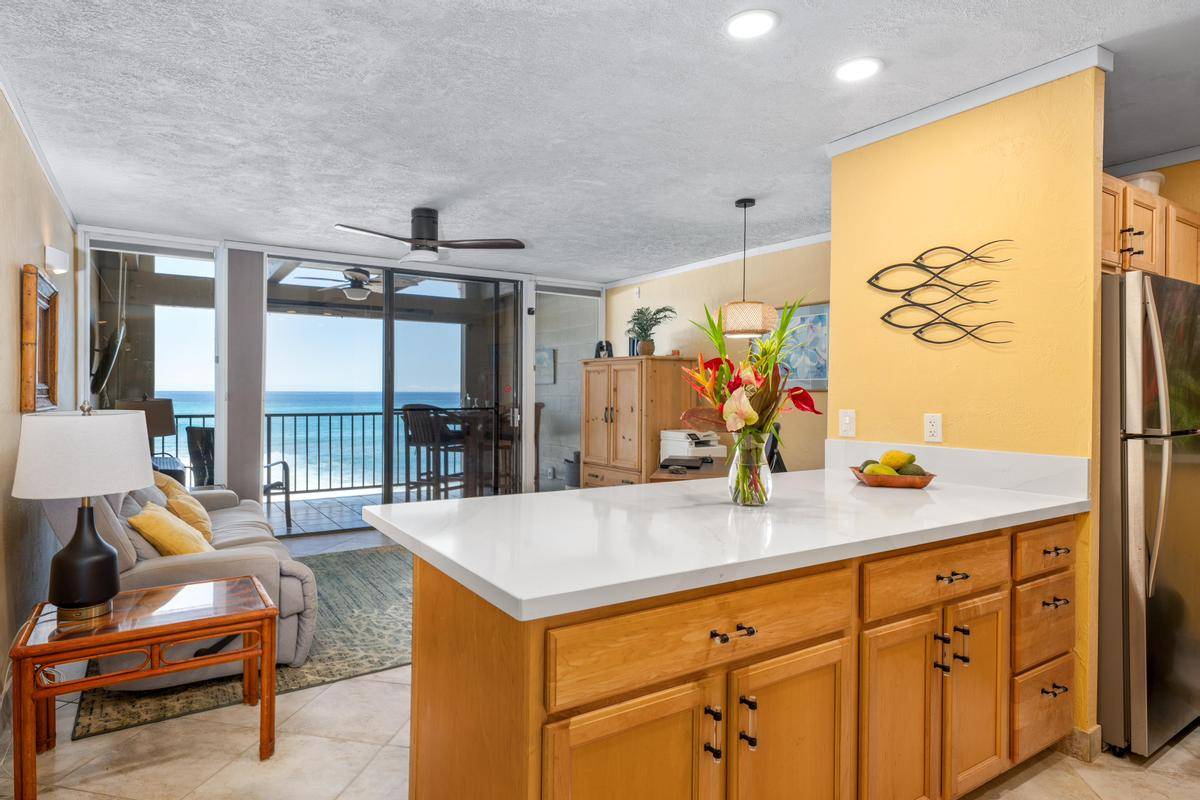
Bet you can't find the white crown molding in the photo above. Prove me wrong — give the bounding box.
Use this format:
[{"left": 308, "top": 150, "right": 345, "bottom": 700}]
[
  {"left": 1106, "top": 145, "right": 1200, "bottom": 177},
  {"left": 825, "top": 45, "right": 1114, "bottom": 159},
  {"left": 0, "top": 62, "right": 75, "bottom": 228},
  {"left": 603, "top": 231, "right": 831, "bottom": 290}
]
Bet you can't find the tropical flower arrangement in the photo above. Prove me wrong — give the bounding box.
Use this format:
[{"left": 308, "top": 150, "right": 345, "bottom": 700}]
[{"left": 681, "top": 301, "right": 821, "bottom": 505}]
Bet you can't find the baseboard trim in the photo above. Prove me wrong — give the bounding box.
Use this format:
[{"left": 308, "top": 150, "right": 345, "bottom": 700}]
[{"left": 1054, "top": 724, "right": 1102, "bottom": 762}]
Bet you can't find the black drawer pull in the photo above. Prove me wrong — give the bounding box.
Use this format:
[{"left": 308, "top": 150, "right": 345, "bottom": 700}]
[
  {"left": 1042, "top": 545, "right": 1071, "bottom": 557},
  {"left": 1042, "top": 596, "right": 1071, "bottom": 609},
  {"left": 933, "top": 661, "right": 952, "bottom": 675},
  {"left": 703, "top": 706, "right": 722, "bottom": 722},
  {"left": 703, "top": 743, "right": 722, "bottom": 761},
  {"left": 738, "top": 732, "right": 758, "bottom": 748},
  {"left": 710, "top": 629, "right": 730, "bottom": 645},
  {"left": 1041, "top": 682, "right": 1070, "bottom": 698},
  {"left": 735, "top": 623, "right": 757, "bottom": 638}
]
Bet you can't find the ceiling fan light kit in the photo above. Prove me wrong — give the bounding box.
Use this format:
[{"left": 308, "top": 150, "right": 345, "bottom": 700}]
[{"left": 721, "top": 198, "right": 776, "bottom": 338}]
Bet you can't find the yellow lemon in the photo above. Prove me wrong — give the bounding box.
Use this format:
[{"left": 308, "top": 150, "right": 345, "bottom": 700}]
[
  {"left": 863, "top": 463, "right": 898, "bottom": 476},
  {"left": 880, "top": 450, "right": 916, "bottom": 470}
]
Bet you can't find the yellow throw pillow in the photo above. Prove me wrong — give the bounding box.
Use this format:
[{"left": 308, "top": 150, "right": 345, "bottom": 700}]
[
  {"left": 128, "top": 502, "right": 215, "bottom": 557},
  {"left": 166, "top": 492, "right": 214, "bottom": 542},
  {"left": 153, "top": 470, "right": 188, "bottom": 497}
]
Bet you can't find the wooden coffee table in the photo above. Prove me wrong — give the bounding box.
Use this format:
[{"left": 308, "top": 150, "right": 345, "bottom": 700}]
[{"left": 9, "top": 576, "right": 278, "bottom": 800}]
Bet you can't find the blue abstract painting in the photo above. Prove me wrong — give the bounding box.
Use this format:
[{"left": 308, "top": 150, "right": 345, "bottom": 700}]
[{"left": 775, "top": 303, "right": 828, "bottom": 391}]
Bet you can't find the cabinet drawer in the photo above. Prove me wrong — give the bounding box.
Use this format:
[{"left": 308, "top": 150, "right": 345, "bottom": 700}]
[
  {"left": 1013, "top": 521, "right": 1075, "bottom": 580},
  {"left": 580, "top": 465, "right": 639, "bottom": 488},
  {"left": 862, "top": 535, "right": 1010, "bottom": 622},
  {"left": 1012, "top": 654, "right": 1074, "bottom": 763},
  {"left": 546, "top": 568, "right": 852, "bottom": 712},
  {"left": 1013, "top": 571, "right": 1075, "bottom": 673}
]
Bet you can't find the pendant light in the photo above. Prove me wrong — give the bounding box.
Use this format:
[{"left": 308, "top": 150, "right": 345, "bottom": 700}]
[{"left": 721, "top": 198, "right": 778, "bottom": 338}]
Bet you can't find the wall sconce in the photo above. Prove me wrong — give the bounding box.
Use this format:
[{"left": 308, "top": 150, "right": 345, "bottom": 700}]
[{"left": 44, "top": 245, "right": 70, "bottom": 275}]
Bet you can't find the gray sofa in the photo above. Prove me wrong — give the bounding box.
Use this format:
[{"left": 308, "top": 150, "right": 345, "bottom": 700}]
[{"left": 42, "top": 483, "right": 317, "bottom": 690}]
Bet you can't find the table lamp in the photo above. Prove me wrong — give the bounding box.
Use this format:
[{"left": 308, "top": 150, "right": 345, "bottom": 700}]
[{"left": 13, "top": 405, "right": 155, "bottom": 623}]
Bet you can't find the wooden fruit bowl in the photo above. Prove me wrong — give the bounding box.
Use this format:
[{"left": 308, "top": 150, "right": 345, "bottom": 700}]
[{"left": 850, "top": 466, "right": 936, "bottom": 489}]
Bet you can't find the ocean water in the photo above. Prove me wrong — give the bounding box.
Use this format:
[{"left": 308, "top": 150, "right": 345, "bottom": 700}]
[{"left": 157, "top": 390, "right": 469, "bottom": 492}]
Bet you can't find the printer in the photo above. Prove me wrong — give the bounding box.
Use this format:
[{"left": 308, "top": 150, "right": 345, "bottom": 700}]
[{"left": 660, "top": 429, "right": 727, "bottom": 462}]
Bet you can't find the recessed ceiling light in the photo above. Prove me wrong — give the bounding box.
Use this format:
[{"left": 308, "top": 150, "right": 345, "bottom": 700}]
[
  {"left": 836, "top": 57, "right": 882, "bottom": 82},
  {"left": 725, "top": 10, "right": 778, "bottom": 40}
]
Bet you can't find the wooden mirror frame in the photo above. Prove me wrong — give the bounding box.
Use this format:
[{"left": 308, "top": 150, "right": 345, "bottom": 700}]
[{"left": 20, "top": 263, "right": 59, "bottom": 413}]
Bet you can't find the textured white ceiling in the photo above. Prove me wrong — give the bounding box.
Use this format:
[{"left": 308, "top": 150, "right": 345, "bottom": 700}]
[
  {"left": 1103, "top": 16, "right": 1200, "bottom": 167},
  {"left": 1, "top": 1, "right": 1198, "bottom": 282}
]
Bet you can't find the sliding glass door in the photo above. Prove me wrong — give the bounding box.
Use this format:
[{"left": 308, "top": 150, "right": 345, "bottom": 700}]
[
  {"left": 262, "top": 255, "right": 523, "bottom": 533},
  {"left": 387, "top": 272, "right": 522, "bottom": 503}
]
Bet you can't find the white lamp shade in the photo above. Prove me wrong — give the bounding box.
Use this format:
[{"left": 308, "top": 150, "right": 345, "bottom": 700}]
[
  {"left": 721, "top": 300, "right": 779, "bottom": 338},
  {"left": 12, "top": 410, "right": 156, "bottom": 499}
]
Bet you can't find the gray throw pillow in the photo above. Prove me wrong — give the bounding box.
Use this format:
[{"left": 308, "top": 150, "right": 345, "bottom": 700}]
[{"left": 119, "top": 494, "right": 163, "bottom": 561}]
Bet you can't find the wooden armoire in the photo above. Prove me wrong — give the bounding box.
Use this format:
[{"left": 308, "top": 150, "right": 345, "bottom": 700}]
[{"left": 579, "top": 355, "right": 695, "bottom": 487}]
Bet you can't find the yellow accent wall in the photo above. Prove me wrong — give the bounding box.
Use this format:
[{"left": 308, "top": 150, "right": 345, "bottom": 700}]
[
  {"left": 0, "top": 91, "right": 77, "bottom": 665},
  {"left": 606, "top": 242, "right": 830, "bottom": 469},
  {"left": 1158, "top": 159, "right": 1200, "bottom": 213},
  {"left": 829, "top": 70, "right": 1104, "bottom": 731}
]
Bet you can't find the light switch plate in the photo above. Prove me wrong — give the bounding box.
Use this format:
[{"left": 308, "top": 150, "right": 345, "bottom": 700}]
[
  {"left": 924, "top": 413, "right": 943, "bottom": 443},
  {"left": 838, "top": 409, "right": 856, "bottom": 438}
]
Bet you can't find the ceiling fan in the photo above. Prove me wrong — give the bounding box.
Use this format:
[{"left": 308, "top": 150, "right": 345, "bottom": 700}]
[
  {"left": 291, "top": 267, "right": 387, "bottom": 301},
  {"left": 334, "top": 207, "right": 525, "bottom": 262}
]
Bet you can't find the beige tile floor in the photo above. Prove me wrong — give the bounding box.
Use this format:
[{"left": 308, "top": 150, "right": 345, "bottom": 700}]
[
  {"left": 5, "top": 680, "right": 1198, "bottom": 799},
  {"left": 1, "top": 666, "right": 412, "bottom": 800}
]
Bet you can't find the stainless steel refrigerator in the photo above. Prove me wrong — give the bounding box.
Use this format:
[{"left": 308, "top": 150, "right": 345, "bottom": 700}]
[{"left": 1100, "top": 271, "right": 1200, "bottom": 755}]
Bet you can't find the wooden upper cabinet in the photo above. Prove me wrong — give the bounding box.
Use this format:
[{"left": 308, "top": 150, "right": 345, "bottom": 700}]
[
  {"left": 727, "top": 638, "right": 855, "bottom": 800},
  {"left": 1167, "top": 203, "right": 1200, "bottom": 284},
  {"left": 942, "top": 590, "right": 1011, "bottom": 799},
  {"left": 1101, "top": 173, "right": 1126, "bottom": 269},
  {"left": 609, "top": 361, "right": 642, "bottom": 470},
  {"left": 543, "top": 677, "right": 724, "bottom": 800},
  {"left": 860, "top": 610, "right": 943, "bottom": 800},
  {"left": 1125, "top": 184, "right": 1167, "bottom": 275},
  {"left": 581, "top": 363, "right": 612, "bottom": 466}
]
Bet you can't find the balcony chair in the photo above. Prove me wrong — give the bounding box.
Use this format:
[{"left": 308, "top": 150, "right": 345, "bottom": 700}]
[
  {"left": 186, "top": 426, "right": 293, "bottom": 530},
  {"left": 400, "top": 405, "right": 466, "bottom": 500}
]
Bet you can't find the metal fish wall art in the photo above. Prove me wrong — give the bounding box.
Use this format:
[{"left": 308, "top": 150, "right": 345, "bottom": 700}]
[{"left": 867, "top": 240, "right": 1014, "bottom": 344}]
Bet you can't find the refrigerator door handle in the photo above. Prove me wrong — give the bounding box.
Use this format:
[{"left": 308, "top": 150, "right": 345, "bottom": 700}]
[
  {"left": 1147, "top": 437, "right": 1171, "bottom": 598},
  {"left": 1145, "top": 277, "right": 1173, "bottom": 436}
]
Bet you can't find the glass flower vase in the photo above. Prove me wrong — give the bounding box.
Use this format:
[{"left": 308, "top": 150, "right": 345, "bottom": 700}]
[{"left": 728, "top": 433, "right": 772, "bottom": 506}]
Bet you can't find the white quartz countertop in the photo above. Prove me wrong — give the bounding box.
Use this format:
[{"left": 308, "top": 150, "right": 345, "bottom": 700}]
[{"left": 363, "top": 470, "right": 1089, "bottom": 621}]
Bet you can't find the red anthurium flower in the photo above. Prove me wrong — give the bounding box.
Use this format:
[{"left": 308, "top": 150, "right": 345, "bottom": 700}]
[
  {"left": 786, "top": 387, "right": 821, "bottom": 414},
  {"left": 704, "top": 356, "right": 734, "bottom": 373}
]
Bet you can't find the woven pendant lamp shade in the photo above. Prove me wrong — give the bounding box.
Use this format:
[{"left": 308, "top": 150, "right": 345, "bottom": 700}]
[{"left": 721, "top": 300, "right": 778, "bottom": 338}]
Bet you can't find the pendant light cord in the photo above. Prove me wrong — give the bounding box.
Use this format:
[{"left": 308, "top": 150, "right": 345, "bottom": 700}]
[{"left": 741, "top": 203, "right": 748, "bottom": 302}]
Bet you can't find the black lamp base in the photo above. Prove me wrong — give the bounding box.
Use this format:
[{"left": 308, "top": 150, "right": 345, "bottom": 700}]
[{"left": 48, "top": 502, "right": 120, "bottom": 625}]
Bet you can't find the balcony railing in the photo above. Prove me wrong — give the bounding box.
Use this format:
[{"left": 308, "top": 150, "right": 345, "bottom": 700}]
[{"left": 154, "top": 410, "right": 470, "bottom": 496}]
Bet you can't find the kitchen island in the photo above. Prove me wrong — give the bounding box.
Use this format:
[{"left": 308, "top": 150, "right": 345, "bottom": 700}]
[{"left": 365, "top": 469, "right": 1089, "bottom": 800}]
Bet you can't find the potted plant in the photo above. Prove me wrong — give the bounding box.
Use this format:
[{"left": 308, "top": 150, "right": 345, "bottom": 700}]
[
  {"left": 681, "top": 301, "right": 821, "bottom": 506},
  {"left": 625, "top": 306, "right": 676, "bottom": 356}
]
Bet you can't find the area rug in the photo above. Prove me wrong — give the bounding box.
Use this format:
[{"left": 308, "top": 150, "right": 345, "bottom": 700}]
[{"left": 72, "top": 545, "right": 412, "bottom": 739}]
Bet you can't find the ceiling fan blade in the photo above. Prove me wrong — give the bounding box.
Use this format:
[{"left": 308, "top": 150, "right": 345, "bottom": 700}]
[
  {"left": 435, "top": 238, "right": 526, "bottom": 250},
  {"left": 318, "top": 283, "right": 351, "bottom": 292},
  {"left": 333, "top": 224, "right": 416, "bottom": 244},
  {"left": 291, "top": 276, "right": 344, "bottom": 283}
]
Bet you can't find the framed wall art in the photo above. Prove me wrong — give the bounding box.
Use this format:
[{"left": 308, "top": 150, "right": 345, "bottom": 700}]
[{"left": 20, "top": 264, "right": 59, "bottom": 413}]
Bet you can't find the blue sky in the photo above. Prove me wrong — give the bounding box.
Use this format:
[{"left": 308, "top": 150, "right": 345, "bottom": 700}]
[{"left": 152, "top": 257, "right": 464, "bottom": 393}]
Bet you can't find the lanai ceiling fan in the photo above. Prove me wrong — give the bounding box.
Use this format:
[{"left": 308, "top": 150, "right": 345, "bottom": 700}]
[
  {"left": 334, "top": 207, "right": 525, "bottom": 262},
  {"left": 290, "top": 267, "right": 418, "bottom": 301}
]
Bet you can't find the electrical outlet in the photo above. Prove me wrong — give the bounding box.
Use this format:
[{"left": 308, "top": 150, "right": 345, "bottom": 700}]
[
  {"left": 924, "top": 413, "right": 943, "bottom": 443},
  {"left": 838, "top": 409, "right": 856, "bottom": 438}
]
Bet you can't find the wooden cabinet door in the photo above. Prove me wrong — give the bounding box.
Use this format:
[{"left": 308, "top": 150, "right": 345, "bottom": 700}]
[
  {"left": 581, "top": 364, "right": 611, "bottom": 466},
  {"left": 609, "top": 361, "right": 642, "bottom": 471},
  {"left": 728, "top": 638, "right": 854, "bottom": 800},
  {"left": 1101, "top": 174, "right": 1126, "bottom": 268},
  {"left": 861, "top": 611, "right": 943, "bottom": 800},
  {"left": 543, "top": 677, "right": 723, "bottom": 800},
  {"left": 942, "top": 590, "right": 1010, "bottom": 799},
  {"left": 1167, "top": 203, "right": 1200, "bottom": 283},
  {"left": 1125, "top": 185, "right": 1167, "bottom": 275}
]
